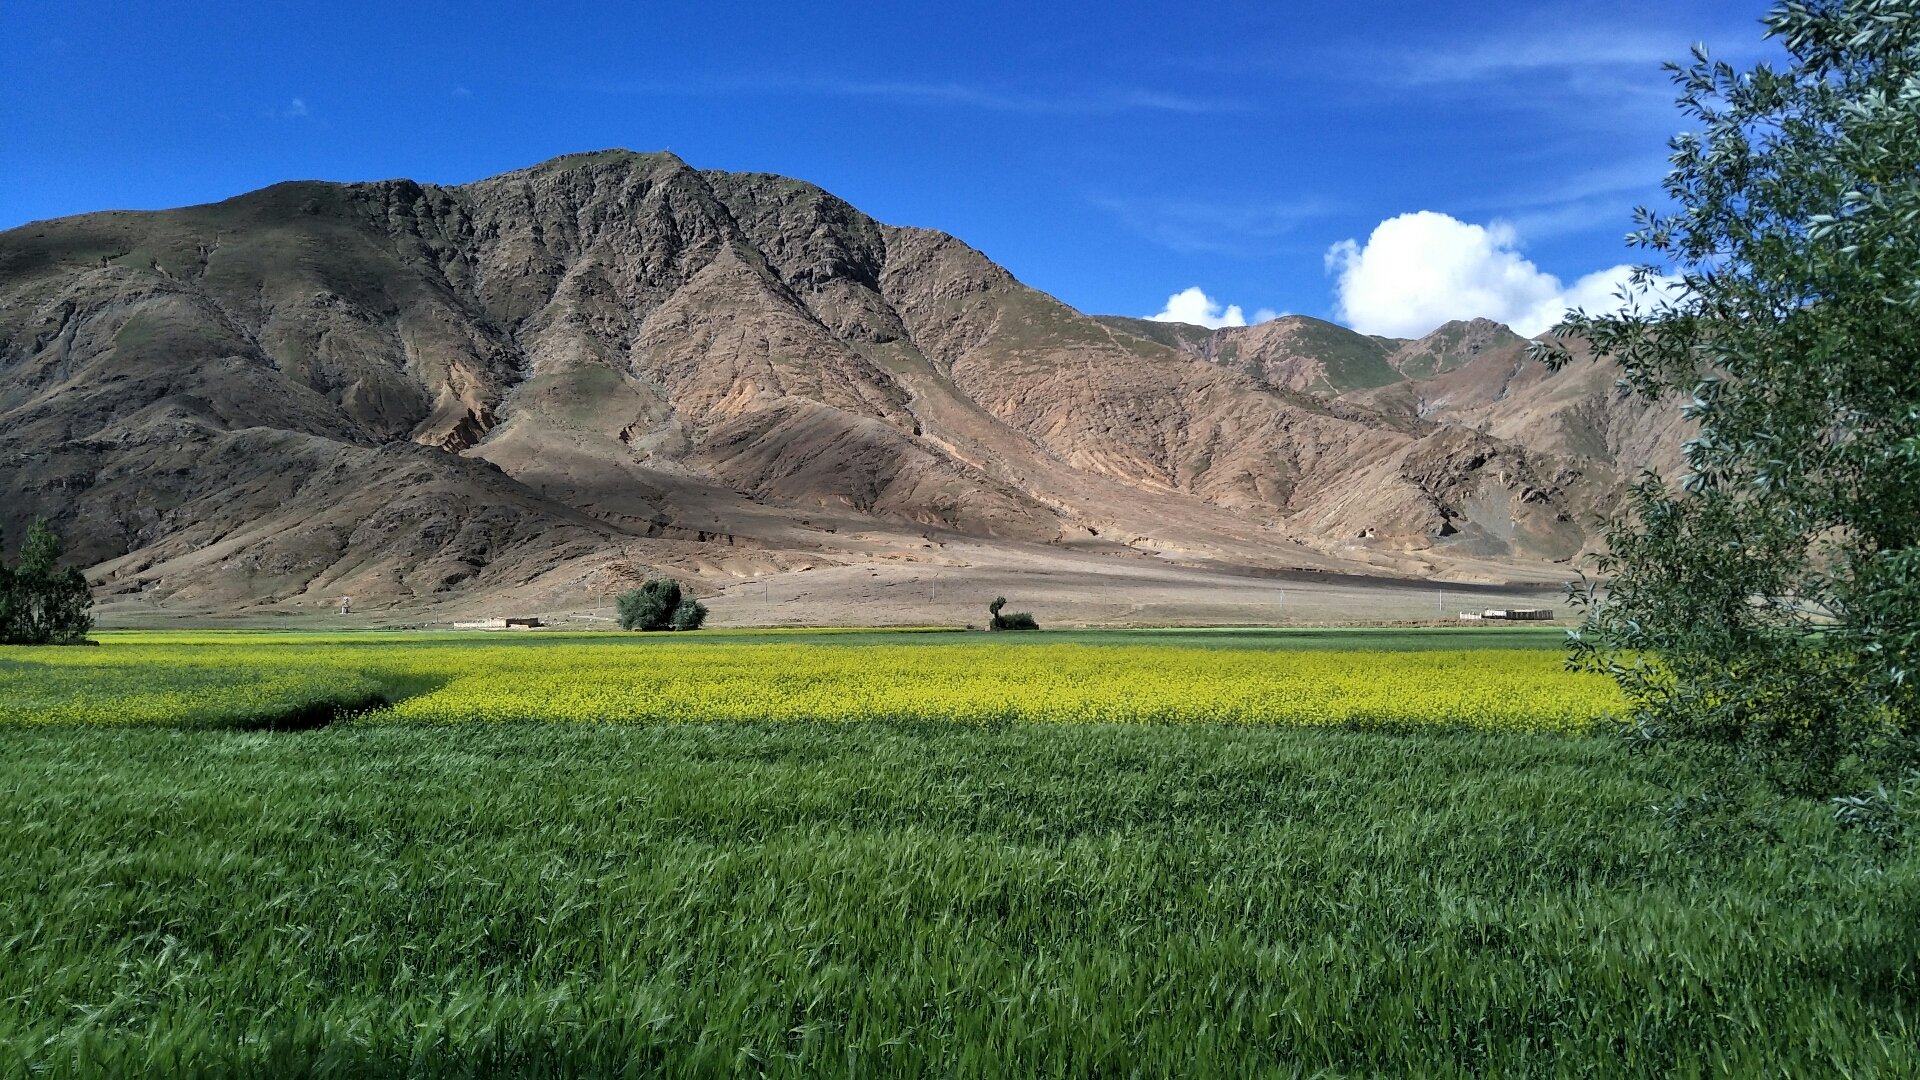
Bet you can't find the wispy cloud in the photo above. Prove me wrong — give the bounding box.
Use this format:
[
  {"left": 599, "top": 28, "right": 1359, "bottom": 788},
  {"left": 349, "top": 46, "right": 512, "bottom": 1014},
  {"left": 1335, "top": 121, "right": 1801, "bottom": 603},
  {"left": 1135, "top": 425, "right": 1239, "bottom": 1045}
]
[
  {"left": 1380, "top": 3, "right": 1771, "bottom": 86},
  {"left": 827, "top": 81, "right": 1239, "bottom": 115},
  {"left": 266, "top": 97, "right": 311, "bottom": 121},
  {"left": 1392, "top": 33, "right": 1698, "bottom": 86},
  {"left": 1382, "top": 52, "right": 1677, "bottom": 133},
  {"left": 576, "top": 75, "right": 1248, "bottom": 116},
  {"left": 1359, "top": 10, "right": 1773, "bottom": 137},
  {"left": 1457, "top": 153, "right": 1675, "bottom": 241},
  {"left": 1497, "top": 155, "right": 1681, "bottom": 237},
  {"left": 1093, "top": 194, "right": 1333, "bottom": 257}
]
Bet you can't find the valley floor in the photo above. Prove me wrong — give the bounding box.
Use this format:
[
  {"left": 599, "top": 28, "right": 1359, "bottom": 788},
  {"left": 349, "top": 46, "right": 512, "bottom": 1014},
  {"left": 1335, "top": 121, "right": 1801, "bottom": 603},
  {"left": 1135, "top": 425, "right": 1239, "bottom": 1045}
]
[
  {"left": 93, "top": 540, "right": 1574, "bottom": 632},
  {"left": 2, "top": 630, "right": 1912, "bottom": 1076}
]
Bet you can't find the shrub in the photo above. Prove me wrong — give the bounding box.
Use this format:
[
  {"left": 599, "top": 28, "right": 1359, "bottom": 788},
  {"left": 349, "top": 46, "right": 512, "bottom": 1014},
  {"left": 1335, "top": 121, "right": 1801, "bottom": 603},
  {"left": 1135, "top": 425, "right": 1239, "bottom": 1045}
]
[
  {"left": 987, "top": 596, "right": 1038, "bottom": 632},
  {"left": 617, "top": 579, "right": 707, "bottom": 632},
  {"left": 670, "top": 598, "right": 708, "bottom": 632},
  {"left": 0, "top": 519, "right": 93, "bottom": 646},
  {"left": 616, "top": 579, "right": 682, "bottom": 632}
]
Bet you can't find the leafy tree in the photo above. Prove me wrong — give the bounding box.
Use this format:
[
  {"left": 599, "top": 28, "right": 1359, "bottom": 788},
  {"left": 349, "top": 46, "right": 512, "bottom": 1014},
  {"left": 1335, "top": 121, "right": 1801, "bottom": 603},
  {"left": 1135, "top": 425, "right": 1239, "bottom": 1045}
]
[
  {"left": 0, "top": 519, "right": 94, "bottom": 646},
  {"left": 617, "top": 578, "right": 704, "bottom": 631},
  {"left": 1534, "top": 0, "right": 1920, "bottom": 792},
  {"left": 0, "top": 529, "right": 13, "bottom": 642},
  {"left": 670, "top": 598, "right": 708, "bottom": 632},
  {"left": 987, "top": 596, "right": 1038, "bottom": 632}
]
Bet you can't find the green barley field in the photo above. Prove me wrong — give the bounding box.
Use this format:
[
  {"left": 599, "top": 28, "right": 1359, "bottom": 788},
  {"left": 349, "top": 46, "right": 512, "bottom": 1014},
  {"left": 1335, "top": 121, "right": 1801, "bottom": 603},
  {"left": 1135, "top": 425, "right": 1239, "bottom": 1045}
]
[{"left": 1, "top": 628, "right": 1915, "bottom": 1076}]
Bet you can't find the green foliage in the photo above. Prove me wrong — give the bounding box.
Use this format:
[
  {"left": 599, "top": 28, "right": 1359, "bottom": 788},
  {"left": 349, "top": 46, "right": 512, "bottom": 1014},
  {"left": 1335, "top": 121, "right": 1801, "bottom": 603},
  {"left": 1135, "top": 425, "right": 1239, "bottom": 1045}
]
[
  {"left": 1, "top": 722, "right": 1914, "bottom": 1075},
  {"left": 0, "top": 519, "right": 93, "bottom": 646},
  {"left": 670, "top": 597, "right": 708, "bottom": 632},
  {"left": 987, "top": 596, "right": 1039, "bottom": 631},
  {"left": 1534, "top": 1, "right": 1920, "bottom": 791},
  {"left": 615, "top": 579, "right": 706, "bottom": 632},
  {"left": 616, "top": 578, "right": 683, "bottom": 631},
  {"left": 0, "top": 532, "right": 12, "bottom": 643}
]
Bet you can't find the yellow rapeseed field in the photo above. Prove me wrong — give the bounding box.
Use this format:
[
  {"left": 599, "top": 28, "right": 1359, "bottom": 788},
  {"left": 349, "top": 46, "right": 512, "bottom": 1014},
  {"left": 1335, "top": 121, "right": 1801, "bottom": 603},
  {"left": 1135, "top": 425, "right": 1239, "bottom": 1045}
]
[{"left": 0, "top": 630, "right": 1622, "bottom": 732}]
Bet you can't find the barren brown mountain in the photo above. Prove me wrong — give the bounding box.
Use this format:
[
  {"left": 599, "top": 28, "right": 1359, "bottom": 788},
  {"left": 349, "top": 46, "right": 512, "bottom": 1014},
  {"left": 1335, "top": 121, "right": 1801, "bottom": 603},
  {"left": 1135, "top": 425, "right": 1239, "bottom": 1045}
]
[
  {"left": 1102, "top": 313, "right": 1687, "bottom": 477},
  {"left": 0, "top": 150, "right": 1685, "bottom": 625}
]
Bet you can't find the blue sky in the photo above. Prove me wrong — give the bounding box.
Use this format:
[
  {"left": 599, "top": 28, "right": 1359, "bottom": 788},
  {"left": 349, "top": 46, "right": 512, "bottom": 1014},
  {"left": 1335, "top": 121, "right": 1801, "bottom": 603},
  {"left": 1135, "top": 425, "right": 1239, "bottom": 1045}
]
[{"left": 2, "top": 1, "right": 1770, "bottom": 334}]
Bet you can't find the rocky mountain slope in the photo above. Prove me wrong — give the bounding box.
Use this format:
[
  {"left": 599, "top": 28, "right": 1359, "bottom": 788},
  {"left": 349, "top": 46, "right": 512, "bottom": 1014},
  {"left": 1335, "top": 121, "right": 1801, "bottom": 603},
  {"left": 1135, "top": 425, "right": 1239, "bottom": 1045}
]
[
  {"left": 1100, "top": 315, "right": 1685, "bottom": 480},
  {"left": 1341, "top": 336, "right": 1690, "bottom": 479},
  {"left": 1094, "top": 315, "right": 1523, "bottom": 397},
  {"left": 0, "top": 150, "right": 1680, "bottom": 617}
]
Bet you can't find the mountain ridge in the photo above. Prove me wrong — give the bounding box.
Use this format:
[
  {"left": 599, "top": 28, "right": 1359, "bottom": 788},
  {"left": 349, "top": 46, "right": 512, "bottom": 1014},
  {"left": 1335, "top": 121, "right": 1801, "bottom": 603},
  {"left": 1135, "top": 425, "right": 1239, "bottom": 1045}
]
[{"left": 0, "top": 149, "right": 1678, "bottom": 620}]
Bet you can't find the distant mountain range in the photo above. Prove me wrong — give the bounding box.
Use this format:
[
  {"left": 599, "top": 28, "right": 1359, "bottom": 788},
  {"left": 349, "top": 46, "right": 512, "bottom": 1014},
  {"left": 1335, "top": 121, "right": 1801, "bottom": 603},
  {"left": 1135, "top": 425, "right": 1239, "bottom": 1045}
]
[{"left": 0, "top": 150, "right": 1684, "bottom": 615}]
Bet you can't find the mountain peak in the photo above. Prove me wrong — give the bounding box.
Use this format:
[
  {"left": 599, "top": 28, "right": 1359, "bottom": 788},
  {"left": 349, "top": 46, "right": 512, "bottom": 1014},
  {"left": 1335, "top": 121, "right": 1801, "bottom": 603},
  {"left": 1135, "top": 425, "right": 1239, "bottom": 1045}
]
[
  {"left": 475, "top": 148, "right": 691, "bottom": 184},
  {"left": 1418, "top": 317, "right": 1517, "bottom": 343},
  {"left": 1390, "top": 318, "right": 1522, "bottom": 378}
]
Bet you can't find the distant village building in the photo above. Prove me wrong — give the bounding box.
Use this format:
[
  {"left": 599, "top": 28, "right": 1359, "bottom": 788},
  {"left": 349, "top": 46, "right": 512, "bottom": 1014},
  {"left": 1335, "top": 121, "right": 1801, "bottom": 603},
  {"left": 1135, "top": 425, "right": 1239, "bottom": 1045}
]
[
  {"left": 1460, "top": 608, "right": 1554, "bottom": 622},
  {"left": 452, "top": 616, "right": 545, "bottom": 630}
]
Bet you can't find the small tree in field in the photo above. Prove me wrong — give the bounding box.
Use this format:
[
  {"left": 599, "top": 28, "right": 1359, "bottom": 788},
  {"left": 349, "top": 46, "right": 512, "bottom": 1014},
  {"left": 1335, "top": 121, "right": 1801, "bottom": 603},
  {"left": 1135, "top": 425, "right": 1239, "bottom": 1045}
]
[
  {"left": 0, "top": 536, "right": 13, "bottom": 641},
  {"left": 0, "top": 519, "right": 94, "bottom": 646},
  {"left": 617, "top": 578, "right": 705, "bottom": 631},
  {"left": 987, "top": 597, "right": 1038, "bottom": 631},
  {"left": 670, "top": 597, "right": 708, "bottom": 632},
  {"left": 1534, "top": 1, "right": 1920, "bottom": 794}
]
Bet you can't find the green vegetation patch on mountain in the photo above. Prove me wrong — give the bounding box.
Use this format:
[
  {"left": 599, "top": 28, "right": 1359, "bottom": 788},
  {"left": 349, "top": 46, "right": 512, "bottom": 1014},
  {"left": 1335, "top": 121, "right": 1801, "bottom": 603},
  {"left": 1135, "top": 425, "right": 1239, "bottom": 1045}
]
[
  {"left": 1089, "top": 314, "right": 1218, "bottom": 354},
  {"left": 1390, "top": 318, "right": 1525, "bottom": 380},
  {"left": 1095, "top": 314, "right": 1403, "bottom": 395}
]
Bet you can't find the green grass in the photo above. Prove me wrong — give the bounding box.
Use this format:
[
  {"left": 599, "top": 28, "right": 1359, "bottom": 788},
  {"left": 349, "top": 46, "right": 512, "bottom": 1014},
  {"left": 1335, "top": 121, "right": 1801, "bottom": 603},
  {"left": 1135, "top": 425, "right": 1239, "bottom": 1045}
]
[
  {"left": 1, "top": 722, "right": 1914, "bottom": 1077},
  {"left": 2, "top": 629, "right": 1910, "bottom": 1075}
]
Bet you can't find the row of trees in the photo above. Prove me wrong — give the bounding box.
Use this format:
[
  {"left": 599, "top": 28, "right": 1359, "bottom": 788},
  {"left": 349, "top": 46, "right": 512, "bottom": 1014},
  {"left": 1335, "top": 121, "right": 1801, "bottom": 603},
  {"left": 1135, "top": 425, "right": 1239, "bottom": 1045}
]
[{"left": 0, "top": 520, "right": 93, "bottom": 645}]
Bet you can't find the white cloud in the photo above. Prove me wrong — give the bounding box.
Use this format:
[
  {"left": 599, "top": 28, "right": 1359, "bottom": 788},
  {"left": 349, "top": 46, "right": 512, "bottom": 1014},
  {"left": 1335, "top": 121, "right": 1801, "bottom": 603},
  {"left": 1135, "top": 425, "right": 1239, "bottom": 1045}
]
[
  {"left": 285, "top": 97, "right": 309, "bottom": 118},
  {"left": 1150, "top": 286, "right": 1247, "bottom": 329},
  {"left": 1325, "top": 211, "right": 1662, "bottom": 337}
]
